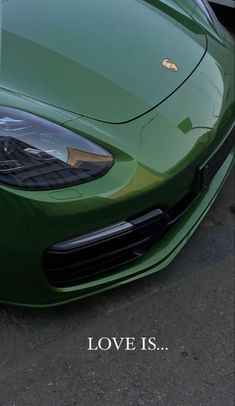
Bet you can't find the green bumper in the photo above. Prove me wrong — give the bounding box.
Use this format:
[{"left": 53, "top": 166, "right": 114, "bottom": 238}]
[{"left": 0, "top": 145, "right": 234, "bottom": 307}]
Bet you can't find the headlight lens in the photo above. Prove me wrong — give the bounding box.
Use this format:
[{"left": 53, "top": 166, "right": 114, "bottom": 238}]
[
  {"left": 0, "top": 107, "right": 114, "bottom": 190},
  {"left": 195, "top": 0, "right": 221, "bottom": 31}
]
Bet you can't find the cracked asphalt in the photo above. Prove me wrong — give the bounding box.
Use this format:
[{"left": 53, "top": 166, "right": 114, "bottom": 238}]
[{"left": 0, "top": 168, "right": 234, "bottom": 406}]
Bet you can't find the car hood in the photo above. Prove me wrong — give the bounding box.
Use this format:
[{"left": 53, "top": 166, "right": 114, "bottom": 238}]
[{"left": 0, "top": 0, "right": 207, "bottom": 124}]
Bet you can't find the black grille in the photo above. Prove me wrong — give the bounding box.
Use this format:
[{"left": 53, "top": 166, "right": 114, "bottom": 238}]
[
  {"left": 44, "top": 209, "right": 169, "bottom": 287},
  {"left": 201, "top": 123, "right": 235, "bottom": 187}
]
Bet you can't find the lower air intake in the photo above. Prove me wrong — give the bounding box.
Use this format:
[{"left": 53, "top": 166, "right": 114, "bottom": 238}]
[{"left": 43, "top": 208, "right": 169, "bottom": 287}]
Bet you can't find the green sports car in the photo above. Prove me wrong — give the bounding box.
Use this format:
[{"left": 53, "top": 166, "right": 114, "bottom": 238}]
[{"left": 0, "top": 0, "right": 234, "bottom": 307}]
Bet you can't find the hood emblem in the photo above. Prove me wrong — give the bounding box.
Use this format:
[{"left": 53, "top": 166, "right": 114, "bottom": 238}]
[{"left": 161, "top": 58, "right": 178, "bottom": 72}]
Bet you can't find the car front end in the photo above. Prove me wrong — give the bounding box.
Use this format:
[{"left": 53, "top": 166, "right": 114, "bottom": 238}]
[{"left": 0, "top": 0, "right": 234, "bottom": 306}]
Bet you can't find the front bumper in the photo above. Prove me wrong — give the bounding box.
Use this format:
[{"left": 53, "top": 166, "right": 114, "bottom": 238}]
[
  {"left": 43, "top": 124, "right": 234, "bottom": 289},
  {"left": 0, "top": 140, "right": 234, "bottom": 307}
]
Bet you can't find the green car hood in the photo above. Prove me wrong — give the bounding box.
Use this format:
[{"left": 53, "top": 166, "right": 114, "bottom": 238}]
[{"left": 0, "top": 0, "right": 207, "bottom": 124}]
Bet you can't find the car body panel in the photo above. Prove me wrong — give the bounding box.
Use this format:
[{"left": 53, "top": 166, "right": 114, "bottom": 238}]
[{"left": 1, "top": 0, "right": 207, "bottom": 123}]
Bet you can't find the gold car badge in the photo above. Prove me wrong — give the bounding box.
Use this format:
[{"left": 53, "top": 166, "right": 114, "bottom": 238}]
[{"left": 161, "top": 58, "right": 178, "bottom": 72}]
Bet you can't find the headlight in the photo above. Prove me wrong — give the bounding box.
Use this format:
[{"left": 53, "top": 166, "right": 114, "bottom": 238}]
[
  {"left": 0, "top": 107, "right": 114, "bottom": 190},
  {"left": 194, "top": 0, "right": 221, "bottom": 31}
]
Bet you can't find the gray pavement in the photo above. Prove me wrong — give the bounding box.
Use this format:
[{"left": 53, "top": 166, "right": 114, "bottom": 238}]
[{"left": 0, "top": 168, "right": 234, "bottom": 406}]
